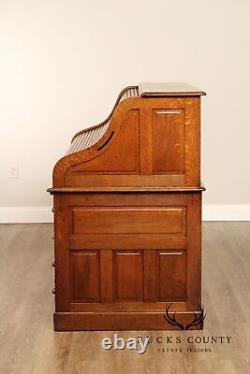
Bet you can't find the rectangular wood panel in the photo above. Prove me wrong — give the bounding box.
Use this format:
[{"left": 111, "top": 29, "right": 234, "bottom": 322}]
[
  {"left": 72, "top": 207, "right": 186, "bottom": 235},
  {"left": 114, "top": 250, "right": 143, "bottom": 301},
  {"left": 157, "top": 250, "right": 186, "bottom": 301},
  {"left": 70, "top": 251, "right": 100, "bottom": 302},
  {"left": 153, "top": 109, "right": 185, "bottom": 173}
]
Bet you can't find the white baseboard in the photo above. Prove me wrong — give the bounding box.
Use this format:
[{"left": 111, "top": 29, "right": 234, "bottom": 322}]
[
  {"left": 0, "top": 207, "right": 53, "bottom": 223},
  {"left": 0, "top": 205, "right": 250, "bottom": 223},
  {"left": 202, "top": 205, "right": 250, "bottom": 221}
]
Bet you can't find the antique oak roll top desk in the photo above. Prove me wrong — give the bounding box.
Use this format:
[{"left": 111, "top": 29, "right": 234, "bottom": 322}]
[{"left": 48, "top": 82, "right": 206, "bottom": 331}]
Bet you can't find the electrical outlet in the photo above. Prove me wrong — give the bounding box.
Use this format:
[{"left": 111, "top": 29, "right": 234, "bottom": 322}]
[{"left": 9, "top": 166, "right": 19, "bottom": 179}]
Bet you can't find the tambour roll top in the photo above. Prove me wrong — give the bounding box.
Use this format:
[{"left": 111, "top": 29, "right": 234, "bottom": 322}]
[
  {"left": 52, "top": 83, "right": 205, "bottom": 189},
  {"left": 67, "top": 86, "right": 139, "bottom": 154}
]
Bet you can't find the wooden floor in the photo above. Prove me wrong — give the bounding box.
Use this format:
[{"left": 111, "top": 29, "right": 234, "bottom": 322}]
[{"left": 0, "top": 223, "right": 250, "bottom": 373}]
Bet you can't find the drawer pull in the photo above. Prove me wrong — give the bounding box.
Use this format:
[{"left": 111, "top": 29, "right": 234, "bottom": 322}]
[
  {"left": 51, "top": 260, "right": 55, "bottom": 267},
  {"left": 52, "top": 287, "right": 55, "bottom": 294},
  {"left": 156, "top": 110, "right": 182, "bottom": 115}
]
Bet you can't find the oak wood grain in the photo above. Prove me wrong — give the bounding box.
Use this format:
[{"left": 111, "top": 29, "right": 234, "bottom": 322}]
[
  {"left": 49, "top": 84, "right": 205, "bottom": 332},
  {"left": 52, "top": 96, "right": 203, "bottom": 188}
]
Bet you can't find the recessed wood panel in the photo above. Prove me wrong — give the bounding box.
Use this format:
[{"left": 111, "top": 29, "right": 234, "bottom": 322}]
[
  {"left": 157, "top": 250, "right": 186, "bottom": 301},
  {"left": 153, "top": 109, "right": 185, "bottom": 173},
  {"left": 70, "top": 251, "right": 100, "bottom": 302},
  {"left": 114, "top": 250, "right": 143, "bottom": 301},
  {"left": 72, "top": 207, "right": 186, "bottom": 235}
]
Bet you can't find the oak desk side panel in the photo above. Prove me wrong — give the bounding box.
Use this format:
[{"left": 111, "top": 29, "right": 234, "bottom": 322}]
[{"left": 52, "top": 191, "right": 202, "bottom": 331}]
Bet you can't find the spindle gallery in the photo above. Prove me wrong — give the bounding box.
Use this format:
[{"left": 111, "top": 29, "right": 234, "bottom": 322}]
[{"left": 48, "top": 82, "right": 206, "bottom": 331}]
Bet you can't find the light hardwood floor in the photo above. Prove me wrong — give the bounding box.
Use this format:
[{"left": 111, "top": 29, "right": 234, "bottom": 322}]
[{"left": 0, "top": 223, "right": 250, "bottom": 374}]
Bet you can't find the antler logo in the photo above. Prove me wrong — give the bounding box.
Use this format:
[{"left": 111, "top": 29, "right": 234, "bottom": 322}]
[{"left": 164, "top": 303, "right": 206, "bottom": 330}]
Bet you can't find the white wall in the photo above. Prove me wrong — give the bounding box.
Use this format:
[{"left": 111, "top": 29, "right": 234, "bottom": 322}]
[{"left": 0, "top": 0, "right": 250, "bottom": 220}]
